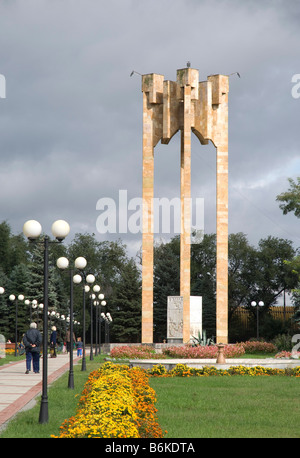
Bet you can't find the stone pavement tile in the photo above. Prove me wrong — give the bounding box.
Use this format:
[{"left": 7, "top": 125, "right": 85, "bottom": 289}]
[
  {"left": 0, "top": 404, "right": 10, "bottom": 412},
  {"left": 0, "top": 386, "right": 30, "bottom": 393}
]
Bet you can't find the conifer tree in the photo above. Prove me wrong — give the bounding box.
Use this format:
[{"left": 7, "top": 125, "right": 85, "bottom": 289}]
[
  {"left": 7, "top": 263, "right": 31, "bottom": 339},
  {"left": 109, "top": 259, "right": 141, "bottom": 343}
]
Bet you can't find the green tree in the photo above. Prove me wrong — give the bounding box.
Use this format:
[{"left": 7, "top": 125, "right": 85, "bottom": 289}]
[
  {"left": 67, "top": 233, "right": 101, "bottom": 274},
  {"left": 7, "top": 263, "right": 31, "bottom": 339},
  {"left": 0, "top": 267, "right": 10, "bottom": 339},
  {"left": 0, "top": 221, "right": 29, "bottom": 275},
  {"left": 228, "top": 233, "right": 258, "bottom": 312},
  {"left": 276, "top": 177, "right": 300, "bottom": 218},
  {"left": 281, "top": 256, "right": 300, "bottom": 327},
  {"left": 109, "top": 259, "right": 141, "bottom": 343},
  {"left": 0, "top": 221, "right": 12, "bottom": 274},
  {"left": 255, "top": 236, "right": 297, "bottom": 305}
]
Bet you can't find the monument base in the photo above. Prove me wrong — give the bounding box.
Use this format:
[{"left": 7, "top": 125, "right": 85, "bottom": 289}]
[{"left": 167, "top": 338, "right": 183, "bottom": 344}]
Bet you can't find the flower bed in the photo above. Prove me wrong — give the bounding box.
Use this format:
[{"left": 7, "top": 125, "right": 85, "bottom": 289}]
[
  {"left": 54, "top": 362, "right": 165, "bottom": 438},
  {"left": 162, "top": 344, "right": 245, "bottom": 359},
  {"left": 275, "top": 351, "right": 300, "bottom": 359},
  {"left": 110, "top": 345, "right": 167, "bottom": 360},
  {"left": 147, "top": 363, "right": 300, "bottom": 378},
  {"left": 239, "top": 341, "right": 277, "bottom": 354},
  {"left": 3, "top": 348, "right": 15, "bottom": 355},
  {"left": 110, "top": 343, "right": 245, "bottom": 359}
]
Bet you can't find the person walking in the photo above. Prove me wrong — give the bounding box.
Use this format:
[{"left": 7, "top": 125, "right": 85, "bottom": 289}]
[
  {"left": 66, "top": 328, "right": 76, "bottom": 353},
  {"left": 50, "top": 326, "right": 57, "bottom": 358},
  {"left": 23, "top": 322, "right": 42, "bottom": 374},
  {"left": 76, "top": 337, "right": 83, "bottom": 357}
]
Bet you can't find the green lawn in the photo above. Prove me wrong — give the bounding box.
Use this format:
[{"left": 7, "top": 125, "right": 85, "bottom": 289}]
[
  {"left": 0, "top": 354, "right": 26, "bottom": 366},
  {"left": 149, "top": 375, "right": 300, "bottom": 438},
  {"left": 237, "top": 352, "right": 277, "bottom": 359}
]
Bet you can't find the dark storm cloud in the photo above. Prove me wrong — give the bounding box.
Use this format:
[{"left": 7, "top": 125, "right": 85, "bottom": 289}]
[{"left": 0, "top": 0, "right": 299, "bottom": 256}]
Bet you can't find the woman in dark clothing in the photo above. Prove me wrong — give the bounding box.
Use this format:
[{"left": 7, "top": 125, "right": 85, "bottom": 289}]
[
  {"left": 23, "top": 322, "right": 42, "bottom": 374},
  {"left": 50, "top": 326, "right": 57, "bottom": 358}
]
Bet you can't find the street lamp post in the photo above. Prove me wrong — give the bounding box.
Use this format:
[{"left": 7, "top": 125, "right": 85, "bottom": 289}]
[
  {"left": 9, "top": 294, "right": 25, "bottom": 356},
  {"left": 23, "top": 219, "right": 70, "bottom": 424},
  {"left": 56, "top": 256, "right": 87, "bottom": 388},
  {"left": 31, "top": 300, "right": 38, "bottom": 324},
  {"left": 99, "top": 299, "right": 106, "bottom": 354},
  {"left": 73, "top": 270, "right": 95, "bottom": 371},
  {"left": 8, "top": 295, "right": 16, "bottom": 355},
  {"left": 94, "top": 294, "right": 104, "bottom": 356},
  {"left": 25, "top": 299, "right": 30, "bottom": 322},
  {"left": 89, "top": 294, "right": 95, "bottom": 360},
  {"left": 251, "top": 300, "right": 264, "bottom": 339},
  {"left": 90, "top": 284, "right": 100, "bottom": 360},
  {"left": 105, "top": 313, "right": 112, "bottom": 344},
  {"left": 93, "top": 300, "right": 99, "bottom": 356},
  {"left": 38, "top": 303, "right": 44, "bottom": 330}
]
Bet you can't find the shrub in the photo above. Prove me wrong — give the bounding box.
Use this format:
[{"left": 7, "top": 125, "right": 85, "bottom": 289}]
[
  {"left": 240, "top": 341, "right": 277, "bottom": 354},
  {"left": 272, "top": 334, "right": 294, "bottom": 352}
]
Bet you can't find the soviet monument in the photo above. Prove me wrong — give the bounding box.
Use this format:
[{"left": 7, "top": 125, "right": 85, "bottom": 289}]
[{"left": 140, "top": 66, "right": 229, "bottom": 344}]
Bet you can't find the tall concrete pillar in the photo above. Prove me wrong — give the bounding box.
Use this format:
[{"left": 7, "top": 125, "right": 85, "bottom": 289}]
[
  {"left": 180, "top": 85, "right": 192, "bottom": 343},
  {"left": 141, "top": 74, "right": 163, "bottom": 343},
  {"left": 208, "top": 74, "right": 229, "bottom": 343},
  {"left": 140, "top": 68, "right": 229, "bottom": 344}
]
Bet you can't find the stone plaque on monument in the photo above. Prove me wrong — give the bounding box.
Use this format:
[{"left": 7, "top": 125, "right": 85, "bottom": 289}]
[{"left": 167, "top": 296, "right": 183, "bottom": 343}]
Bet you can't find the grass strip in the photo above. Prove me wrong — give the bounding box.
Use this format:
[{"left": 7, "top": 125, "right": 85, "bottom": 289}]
[{"left": 150, "top": 375, "right": 300, "bottom": 438}]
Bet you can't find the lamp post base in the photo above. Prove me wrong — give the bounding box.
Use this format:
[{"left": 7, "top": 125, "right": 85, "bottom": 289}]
[
  {"left": 68, "top": 370, "right": 74, "bottom": 389},
  {"left": 39, "top": 398, "right": 49, "bottom": 424}
]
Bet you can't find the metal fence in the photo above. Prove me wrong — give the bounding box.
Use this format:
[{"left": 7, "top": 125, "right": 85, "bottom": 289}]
[{"left": 233, "top": 306, "right": 296, "bottom": 330}]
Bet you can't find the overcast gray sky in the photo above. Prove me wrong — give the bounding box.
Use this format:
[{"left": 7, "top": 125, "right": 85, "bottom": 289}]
[{"left": 0, "top": 0, "right": 299, "bottom": 259}]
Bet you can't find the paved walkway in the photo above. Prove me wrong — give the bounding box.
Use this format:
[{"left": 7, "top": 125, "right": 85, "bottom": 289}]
[{"left": 0, "top": 352, "right": 81, "bottom": 430}]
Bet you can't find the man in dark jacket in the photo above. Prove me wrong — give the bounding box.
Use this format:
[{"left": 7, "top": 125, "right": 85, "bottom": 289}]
[{"left": 23, "top": 322, "right": 42, "bottom": 374}]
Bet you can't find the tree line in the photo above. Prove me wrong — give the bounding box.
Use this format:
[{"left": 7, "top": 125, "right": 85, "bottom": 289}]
[
  {"left": 153, "top": 232, "right": 299, "bottom": 342},
  {"left": 0, "top": 219, "right": 299, "bottom": 344},
  {"left": 0, "top": 222, "right": 141, "bottom": 344}
]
